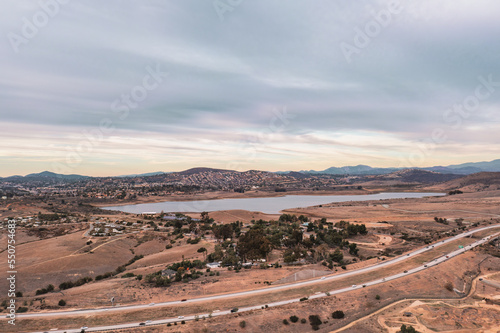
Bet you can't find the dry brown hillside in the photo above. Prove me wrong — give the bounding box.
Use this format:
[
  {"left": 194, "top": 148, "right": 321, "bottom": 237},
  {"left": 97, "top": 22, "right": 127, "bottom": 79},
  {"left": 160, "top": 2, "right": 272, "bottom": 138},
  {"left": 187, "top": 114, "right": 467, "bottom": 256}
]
[{"left": 427, "top": 172, "right": 500, "bottom": 192}]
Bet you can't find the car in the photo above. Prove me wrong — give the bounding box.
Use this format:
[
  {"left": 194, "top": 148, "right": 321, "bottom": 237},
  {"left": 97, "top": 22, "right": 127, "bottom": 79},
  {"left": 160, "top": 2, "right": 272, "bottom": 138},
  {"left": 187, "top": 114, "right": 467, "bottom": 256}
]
[
  {"left": 149, "top": 302, "right": 155, "bottom": 306},
  {"left": 362, "top": 284, "right": 366, "bottom": 288},
  {"left": 321, "top": 276, "right": 326, "bottom": 280},
  {"left": 213, "top": 309, "right": 220, "bottom": 312},
  {"left": 424, "top": 265, "right": 428, "bottom": 267},
  {"left": 81, "top": 327, "right": 89, "bottom": 330},
  {"left": 479, "top": 278, "right": 483, "bottom": 281},
  {"left": 382, "top": 278, "right": 386, "bottom": 281},
  {"left": 139, "top": 322, "right": 145, "bottom": 326},
  {"left": 407, "top": 254, "right": 410, "bottom": 256},
  {"left": 231, "top": 308, "right": 239, "bottom": 313},
  {"left": 426, "top": 246, "right": 429, "bottom": 248},
  {"left": 181, "top": 299, "right": 187, "bottom": 302},
  {"left": 178, "top": 316, "right": 184, "bottom": 319},
  {"left": 446, "top": 255, "right": 449, "bottom": 258},
  {"left": 146, "top": 320, "right": 152, "bottom": 324},
  {"left": 404, "top": 270, "right": 408, "bottom": 273},
  {"left": 351, "top": 284, "right": 357, "bottom": 288}
]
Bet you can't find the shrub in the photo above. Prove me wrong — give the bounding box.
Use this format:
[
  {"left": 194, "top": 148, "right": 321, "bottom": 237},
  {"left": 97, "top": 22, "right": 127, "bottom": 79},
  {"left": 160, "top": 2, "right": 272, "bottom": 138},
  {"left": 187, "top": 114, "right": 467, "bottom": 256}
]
[
  {"left": 15, "top": 291, "right": 23, "bottom": 297},
  {"left": 58, "top": 299, "right": 66, "bottom": 306},
  {"left": 283, "top": 319, "right": 289, "bottom": 325},
  {"left": 444, "top": 281, "right": 453, "bottom": 292},
  {"left": 375, "top": 294, "right": 381, "bottom": 300},
  {"left": 309, "top": 315, "right": 322, "bottom": 326},
  {"left": 239, "top": 321, "right": 246, "bottom": 328},
  {"left": 290, "top": 315, "right": 299, "bottom": 323},
  {"left": 17, "top": 307, "right": 28, "bottom": 313},
  {"left": 332, "top": 310, "right": 345, "bottom": 319},
  {"left": 181, "top": 321, "right": 186, "bottom": 324},
  {"left": 300, "top": 318, "right": 307, "bottom": 324},
  {"left": 121, "top": 272, "right": 135, "bottom": 278},
  {"left": 400, "top": 324, "right": 418, "bottom": 333}
]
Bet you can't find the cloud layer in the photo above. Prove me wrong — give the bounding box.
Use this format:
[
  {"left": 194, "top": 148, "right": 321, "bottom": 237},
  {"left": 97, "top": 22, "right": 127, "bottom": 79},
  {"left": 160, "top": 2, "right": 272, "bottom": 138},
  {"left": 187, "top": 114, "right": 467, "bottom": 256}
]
[{"left": 1, "top": 0, "right": 500, "bottom": 176}]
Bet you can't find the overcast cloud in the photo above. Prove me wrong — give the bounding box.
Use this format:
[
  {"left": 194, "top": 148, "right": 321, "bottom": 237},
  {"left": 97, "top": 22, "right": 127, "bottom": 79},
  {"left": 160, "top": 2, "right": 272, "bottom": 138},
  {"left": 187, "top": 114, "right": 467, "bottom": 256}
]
[{"left": 1, "top": 0, "right": 499, "bottom": 176}]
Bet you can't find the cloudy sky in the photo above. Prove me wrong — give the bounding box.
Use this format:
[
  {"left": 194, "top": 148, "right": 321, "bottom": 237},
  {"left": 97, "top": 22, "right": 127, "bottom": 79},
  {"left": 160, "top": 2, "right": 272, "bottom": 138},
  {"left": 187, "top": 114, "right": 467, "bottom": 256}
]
[{"left": 1, "top": 0, "right": 499, "bottom": 176}]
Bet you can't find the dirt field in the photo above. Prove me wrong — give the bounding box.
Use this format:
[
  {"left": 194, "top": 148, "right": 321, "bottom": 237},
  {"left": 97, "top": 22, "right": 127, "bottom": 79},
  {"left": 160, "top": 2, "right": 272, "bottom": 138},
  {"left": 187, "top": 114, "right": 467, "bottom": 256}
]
[{"left": 3, "top": 251, "right": 497, "bottom": 332}]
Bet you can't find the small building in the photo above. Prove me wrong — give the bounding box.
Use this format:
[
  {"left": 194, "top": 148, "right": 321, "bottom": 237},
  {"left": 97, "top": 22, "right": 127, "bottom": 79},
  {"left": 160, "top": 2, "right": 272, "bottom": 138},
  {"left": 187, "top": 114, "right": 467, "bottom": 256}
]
[
  {"left": 206, "top": 262, "right": 220, "bottom": 269},
  {"left": 403, "top": 312, "right": 412, "bottom": 317},
  {"left": 161, "top": 269, "right": 177, "bottom": 279}
]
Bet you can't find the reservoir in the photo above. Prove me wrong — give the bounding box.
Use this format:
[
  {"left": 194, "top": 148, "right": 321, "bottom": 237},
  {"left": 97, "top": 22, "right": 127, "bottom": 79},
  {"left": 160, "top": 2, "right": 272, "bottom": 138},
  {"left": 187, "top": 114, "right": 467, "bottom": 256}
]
[{"left": 102, "top": 192, "right": 445, "bottom": 215}]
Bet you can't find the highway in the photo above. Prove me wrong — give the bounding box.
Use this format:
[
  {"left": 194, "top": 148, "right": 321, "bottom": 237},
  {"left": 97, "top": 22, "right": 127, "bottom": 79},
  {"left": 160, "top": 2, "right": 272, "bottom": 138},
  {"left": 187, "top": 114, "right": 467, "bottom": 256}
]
[{"left": 12, "top": 224, "right": 499, "bottom": 333}]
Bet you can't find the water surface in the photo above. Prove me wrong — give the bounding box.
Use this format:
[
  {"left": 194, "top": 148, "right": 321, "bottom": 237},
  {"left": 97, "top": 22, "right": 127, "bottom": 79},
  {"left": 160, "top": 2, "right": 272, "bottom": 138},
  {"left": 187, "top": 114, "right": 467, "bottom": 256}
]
[{"left": 102, "top": 192, "right": 445, "bottom": 215}]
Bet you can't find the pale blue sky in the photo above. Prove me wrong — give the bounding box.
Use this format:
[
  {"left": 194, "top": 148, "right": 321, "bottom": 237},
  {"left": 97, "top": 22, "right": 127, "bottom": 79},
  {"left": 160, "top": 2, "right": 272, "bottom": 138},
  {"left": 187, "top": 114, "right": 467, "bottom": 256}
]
[{"left": 1, "top": 0, "right": 499, "bottom": 176}]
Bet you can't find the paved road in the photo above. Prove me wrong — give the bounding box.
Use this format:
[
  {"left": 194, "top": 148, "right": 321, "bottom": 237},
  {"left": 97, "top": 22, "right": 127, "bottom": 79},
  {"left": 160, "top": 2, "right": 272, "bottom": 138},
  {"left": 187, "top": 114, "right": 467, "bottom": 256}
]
[{"left": 15, "top": 224, "right": 500, "bottom": 333}]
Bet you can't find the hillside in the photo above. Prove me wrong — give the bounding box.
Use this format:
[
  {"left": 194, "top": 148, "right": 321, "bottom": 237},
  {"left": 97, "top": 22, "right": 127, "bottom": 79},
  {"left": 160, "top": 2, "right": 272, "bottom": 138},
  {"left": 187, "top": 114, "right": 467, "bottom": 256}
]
[
  {"left": 358, "top": 169, "right": 461, "bottom": 186},
  {"left": 429, "top": 172, "right": 500, "bottom": 192}
]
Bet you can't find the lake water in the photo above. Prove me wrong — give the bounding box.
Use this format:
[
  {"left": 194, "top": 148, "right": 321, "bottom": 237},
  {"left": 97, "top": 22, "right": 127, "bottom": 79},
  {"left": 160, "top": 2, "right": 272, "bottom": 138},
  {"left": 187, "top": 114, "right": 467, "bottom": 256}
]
[{"left": 102, "top": 192, "right": 445, "bottom": 215}]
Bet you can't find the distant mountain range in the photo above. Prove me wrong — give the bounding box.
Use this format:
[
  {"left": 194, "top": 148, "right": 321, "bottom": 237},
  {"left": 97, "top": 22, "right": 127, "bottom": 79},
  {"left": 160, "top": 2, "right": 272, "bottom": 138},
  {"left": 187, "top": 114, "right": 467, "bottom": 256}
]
[
  {"left": 0, "top": 171, "right": 89, "bottom": 182},
  {"left": 117, "top": 171, "right": 167, "bottom": 178},
  {"left": 292, "top": 159, "right": 500, "bottom": 176},
  {"left": 1, "top": 159, "right": 499, "bottom": 181}
]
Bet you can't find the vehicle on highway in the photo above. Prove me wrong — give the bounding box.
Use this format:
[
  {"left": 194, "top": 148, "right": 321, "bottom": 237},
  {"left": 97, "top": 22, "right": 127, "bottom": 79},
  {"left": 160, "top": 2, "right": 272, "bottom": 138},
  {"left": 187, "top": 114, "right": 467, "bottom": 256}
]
[
  {"left": 146, "top": 320, "right": 152, "bottom": 324},
  {"left": 178, "top": 316, "right": 184, "bottom": 319},
  {"left": 479, "top": 278, "right": 483, "bottom": 281},
  {"left": 404, "top": 270, "right": 408, "bottom": 273},
  {"left": 149, "top": 302, "right": 155, "bottom": 306},
  {"left": 424, "top": 265, "right": 427, "bottom": 267},
  {"left": 407, "top": 254, "right": 410, "bottom": 256},
  {"left": 446, "top": 255, "right": 449, "bottom": 258},
  {"left": 139, "top": 322, "right": 145, "bottom": 326},
  {"left": 321, "top": 276, "right": 326, "bottom": 280},
  {"left": 213, "top": 309, "right": 220, "bottom": 312},
  {"left": 81, "top": 327, "right": 88, "bottom": 330},
  {"left": 362, "top": 284, "right": 366, "bottom": 287},
  {"left": 351, "top": 284, "right": 357, "bottom": 288},
  {"left": 231, "top": 307, "right": 239, "bottom": 313},
  {"left": 181, "top": 299, "right": 187, "bottom": 302}
]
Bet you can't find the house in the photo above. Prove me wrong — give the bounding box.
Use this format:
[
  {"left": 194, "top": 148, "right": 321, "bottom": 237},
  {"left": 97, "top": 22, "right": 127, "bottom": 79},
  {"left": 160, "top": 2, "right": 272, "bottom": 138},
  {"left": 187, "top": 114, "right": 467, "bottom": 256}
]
[
  {"left": 403, "top": 312, "right": 412, "bottom": 317},
  {"left": 161, "top": 269, "right": 177, "bottom": 279},
  {"left": 206, "top": 262, "right": 220, "bottom": 269}
]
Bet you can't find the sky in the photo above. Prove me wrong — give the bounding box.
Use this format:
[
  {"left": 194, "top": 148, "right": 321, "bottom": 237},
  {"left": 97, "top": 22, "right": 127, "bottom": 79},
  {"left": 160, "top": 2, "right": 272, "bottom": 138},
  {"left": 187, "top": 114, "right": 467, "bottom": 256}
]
[{"left": 1, "top": 0, "right": 500, "bottom": 177}]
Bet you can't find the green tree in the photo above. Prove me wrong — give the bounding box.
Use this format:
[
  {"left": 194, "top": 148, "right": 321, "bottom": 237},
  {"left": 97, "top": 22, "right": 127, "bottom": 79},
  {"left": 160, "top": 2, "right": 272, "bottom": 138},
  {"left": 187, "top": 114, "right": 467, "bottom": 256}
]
[
  {"left": 348, "top": 243, "right": 359, "bottom": 256},
  {"left": 400, "top": 324, "right": 418, "bottom": 333},
  {"left": 237, "top": 228, "right": 272, "bottom": 261},
  {"left": 330, "top": 249, "right": 344, "bottom": 263}
]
